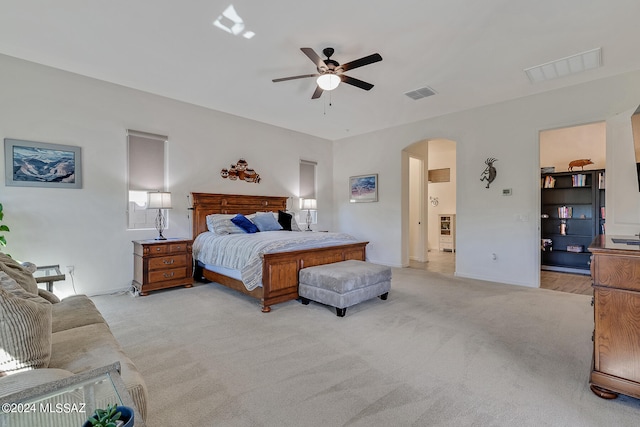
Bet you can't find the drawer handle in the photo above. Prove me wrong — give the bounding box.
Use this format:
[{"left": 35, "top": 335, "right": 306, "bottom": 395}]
[
  {"left": 163, "top": 272, "right": 175, "bottom": 278},
  {"left": 163, "top": 259, "right": 175, "bottom": 265},
  {"left": 175, "top": 245, "right": 182, "bottom": 250},
  {"left": 156, "top": 247, "right": 162, "bottom": 251}
]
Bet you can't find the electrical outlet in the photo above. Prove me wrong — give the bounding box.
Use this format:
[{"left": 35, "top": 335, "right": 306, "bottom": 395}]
[{"left": 66, "top": 265, "right": 75, "bottom": 275}]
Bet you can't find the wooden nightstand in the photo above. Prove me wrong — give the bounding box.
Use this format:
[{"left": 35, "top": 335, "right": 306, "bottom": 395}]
[{"left": 132, "top": 238, "right": 193, "bottom": 296}]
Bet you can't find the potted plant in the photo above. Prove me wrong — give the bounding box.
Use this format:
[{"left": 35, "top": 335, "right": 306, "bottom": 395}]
[
  {"left": 83, "top": 403, "right": 134, "bottom": 427},
  {"left": 0, "top": 203, "right": 9, "bottom": 248}
]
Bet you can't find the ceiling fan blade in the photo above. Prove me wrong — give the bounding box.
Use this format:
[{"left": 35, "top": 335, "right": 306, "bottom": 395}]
[
  {"left": 340, "top": 53, "right": 382, "bottom": 72},
  {"left": 341, "top": 75, "right": 374, "bottom": 91},
  {"left": 272, "top": 74, "right": 318, "bottom": 83},
  {"left": 311, "top": 86, "right": 324, "bottom": 99},
  {"left": 301, "top": 47, "right": 326, "bottom": 70}
]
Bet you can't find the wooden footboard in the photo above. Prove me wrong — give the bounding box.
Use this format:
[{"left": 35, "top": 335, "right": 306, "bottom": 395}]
[
  {"left": 196, "top": 241, "right": 367, "bottom": 312},
  {"left": 260, "top": 241, "right": 367, "bottom": 312},
  {"left": 191, "top": 192, "right": 367, "bottom": 312}
]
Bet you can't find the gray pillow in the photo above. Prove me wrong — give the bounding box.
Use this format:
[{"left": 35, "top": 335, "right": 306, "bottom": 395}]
[
  {"left": 252, "top": 213, "right": 283, "bottom": 232},
  {"left": 0, "top": 253, "right": 38, "bottom": 295},
  {"left": 0, "top": 277, "right": 52, "bottom": 375}
]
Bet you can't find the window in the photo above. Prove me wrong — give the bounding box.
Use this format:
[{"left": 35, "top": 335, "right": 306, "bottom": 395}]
[
  {"left": 127, "top": 130, "right": 168, "bottom": 229},
  {"left": 299, "top": 160, "right": 317, "bottom": 224}
]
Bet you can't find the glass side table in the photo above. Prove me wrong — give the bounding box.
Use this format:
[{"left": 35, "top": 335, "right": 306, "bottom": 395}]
[
  {"left": 32, "top": 264, "right": 66, "bottom": 293},
  {"left": 0, "top": 362, "right": 146, "bottom": 427}
]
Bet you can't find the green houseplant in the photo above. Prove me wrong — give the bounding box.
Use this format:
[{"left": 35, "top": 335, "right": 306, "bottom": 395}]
[
  {"left": 0, "top": 203, "right": 9, "bottom": 248},
  {"left": 83, "top": 403, "right": 134, "bottom": 427}
]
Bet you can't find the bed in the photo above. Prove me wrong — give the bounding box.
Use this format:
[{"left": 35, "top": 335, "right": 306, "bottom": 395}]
[{"left": 190, "top": 192, "right": 368, "bottom": 312}]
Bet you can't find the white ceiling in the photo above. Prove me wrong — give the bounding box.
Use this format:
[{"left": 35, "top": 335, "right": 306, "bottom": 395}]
[{"left": 1, "top": 1, "right": 640, "bottom": 141}]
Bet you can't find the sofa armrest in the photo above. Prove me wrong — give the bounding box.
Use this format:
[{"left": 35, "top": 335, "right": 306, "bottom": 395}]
[
  {"left": 37, "top": 289, "right": 61, "bottom": 304},
  {"left": 0, "top": 368, "right": 74, "bottom": 397}
]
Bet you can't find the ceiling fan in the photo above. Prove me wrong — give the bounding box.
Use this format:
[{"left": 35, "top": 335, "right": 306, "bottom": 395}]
[{"left": 272, "top": 47, "right": 382, "bottom": 99}]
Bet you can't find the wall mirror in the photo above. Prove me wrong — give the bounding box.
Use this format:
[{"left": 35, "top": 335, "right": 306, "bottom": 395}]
[{"left": 632, "top": 105, "right": 640, "bottom": 191}]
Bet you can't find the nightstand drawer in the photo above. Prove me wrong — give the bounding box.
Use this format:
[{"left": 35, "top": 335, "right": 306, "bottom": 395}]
[
  {"left": 168, "top": 243, "right": 188, "bottom": 253},
  {"left": 148, "top": 266, "right": 189, "bottom": 284},
  {"left": 148, "top": 254, "right": 188, "bottom": 270},
  {"left": 149, "top": 245, "right": 168, "bottom": 255}
]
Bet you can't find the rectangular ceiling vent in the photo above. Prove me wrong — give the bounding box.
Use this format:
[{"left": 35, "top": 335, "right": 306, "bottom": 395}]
[
  {"left": 405, "top": 86, "right": 437, "bottom": 100},
  {"left": 524, "top": 47, "right": 602, "bottom": 83}
]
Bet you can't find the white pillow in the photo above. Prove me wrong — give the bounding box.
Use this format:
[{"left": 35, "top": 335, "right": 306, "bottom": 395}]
[{"left": 206, "top": 214, "right": 245, "bottom": 235}]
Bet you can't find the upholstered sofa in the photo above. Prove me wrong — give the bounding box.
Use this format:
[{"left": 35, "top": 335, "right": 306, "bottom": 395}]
[{"left": 0, "top": 253, "right": 147, "bottom": 421}]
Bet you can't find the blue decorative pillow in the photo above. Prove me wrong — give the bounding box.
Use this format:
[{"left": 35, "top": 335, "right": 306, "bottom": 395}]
[
  {"left": 231, "top": 214, "right": 259, "bottom": 233},
  {"left": 252, "top": 212, "right": 283, "bottom": 232}
]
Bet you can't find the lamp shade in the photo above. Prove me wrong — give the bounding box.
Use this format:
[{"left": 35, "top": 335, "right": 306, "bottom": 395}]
[
  {"left": 147, "top": 192, "right": 172, "bottom": 209},
  {"left": 316, "top": 74, "right": 340, "bottom": 91},
  {"left": 301, "top": 198, "right": 317, "bottom": 210}
]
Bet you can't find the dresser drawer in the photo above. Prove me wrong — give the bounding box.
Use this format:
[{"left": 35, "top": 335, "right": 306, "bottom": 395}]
[
  {"left": 148, "top": 254, "right": 188, "bottom": 270},
  {"left": 593, "top": 254, "right": 640, "bottom": 292},
  {"left": 148, "top": 267, "right": 189, "bottom": 284}
]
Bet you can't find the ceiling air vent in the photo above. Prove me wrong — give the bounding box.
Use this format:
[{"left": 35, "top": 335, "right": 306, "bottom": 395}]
[{"left": 405, "top": 86, "right": 437, "bottom": 100}]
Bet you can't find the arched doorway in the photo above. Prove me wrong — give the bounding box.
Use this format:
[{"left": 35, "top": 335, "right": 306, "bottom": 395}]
[{"left": 403, "top": 138, "right": 457, "bottom": 273}]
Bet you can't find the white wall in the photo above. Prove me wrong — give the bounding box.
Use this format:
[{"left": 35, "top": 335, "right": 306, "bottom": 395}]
[
  {"left": 540, "top": 122, "right": 606, "bottom": 172},
  {"left": 0, "top": 54, "right": 333, "bottom": 296},
  {"left": 334, "top": 69, "right": 640, "bottom": 287}
]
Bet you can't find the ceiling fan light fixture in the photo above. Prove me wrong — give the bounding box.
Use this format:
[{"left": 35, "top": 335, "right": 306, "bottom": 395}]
[{"left": 317, "top": 74, "right": 341, "bottom": 91}]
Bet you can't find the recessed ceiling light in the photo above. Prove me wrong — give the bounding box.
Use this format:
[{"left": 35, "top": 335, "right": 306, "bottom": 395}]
[{"left": 524, "top": 47, "right": 602, "bottom": 83}]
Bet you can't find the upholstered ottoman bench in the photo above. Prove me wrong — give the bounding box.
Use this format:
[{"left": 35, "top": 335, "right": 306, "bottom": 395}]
[{"left": 298, "top": 260, "right": 391, "bottom": 317}]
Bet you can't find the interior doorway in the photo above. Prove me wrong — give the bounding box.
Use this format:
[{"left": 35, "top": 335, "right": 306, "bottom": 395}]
[
  {"left": 404, "top": 138, "right": 456, "bottom": 274},
  {"left": 409, "top": 156, "right": 426, "bottom": 262},
  {"left": 539, "top": 121, "right": 606, "bottom": 293}
]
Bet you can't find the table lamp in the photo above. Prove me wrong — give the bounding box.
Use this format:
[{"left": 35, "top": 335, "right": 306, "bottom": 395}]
[
  {"left": 147, "top": 192, "right": 172, "bottom": 240},
  {"left": 301, "top": 198, "right": 317, "bottom": 231}
]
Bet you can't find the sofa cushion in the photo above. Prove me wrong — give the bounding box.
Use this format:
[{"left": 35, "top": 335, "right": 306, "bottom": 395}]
[
  {"left": 50, "top": 323, "right": 148, "bottom": 419},
  {"left": 0, "top": 287, "right": 52, "bottom": 375},
  {"left": 51, "top": 295, "right": 106, "bottom": 333},
  {"left": 0, "top": 253, "right": 38, "bottom": 295}
]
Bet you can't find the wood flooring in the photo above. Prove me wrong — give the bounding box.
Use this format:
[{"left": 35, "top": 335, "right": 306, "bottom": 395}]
[{"left": 410, "top": 250, "right": 593, "bottom": 296}]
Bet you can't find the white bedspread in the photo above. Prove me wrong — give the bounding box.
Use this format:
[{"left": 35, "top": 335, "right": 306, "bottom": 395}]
[{"left": 193, "top": 231, "right": 361, "bottom": 291}]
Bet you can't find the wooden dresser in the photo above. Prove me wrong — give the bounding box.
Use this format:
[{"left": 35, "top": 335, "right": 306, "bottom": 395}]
[
  {"left": 133, "top": 238, "right": 193, "bottom": 296},
  {"left": 588, "top": 235, "right": 640, "bottom": 399}
]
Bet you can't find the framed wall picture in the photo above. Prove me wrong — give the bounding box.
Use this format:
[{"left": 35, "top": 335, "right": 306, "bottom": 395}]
[
  {"left": 4, "top": 139, "right": 82, "bottom": 189},
  {"left": 349, "top": 173, "right": 378, "bottom": 203}
]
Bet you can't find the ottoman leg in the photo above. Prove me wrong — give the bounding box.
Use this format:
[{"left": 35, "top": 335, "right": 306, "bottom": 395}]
[
  {"left": 300, "top": 297, "right": 310, "bottom": 305},
  {"left": 336, "top": 307, "right": 347, "bottom": 317},
  {"left": 379, "top": 292, "right": 389, "bottom": 300}
]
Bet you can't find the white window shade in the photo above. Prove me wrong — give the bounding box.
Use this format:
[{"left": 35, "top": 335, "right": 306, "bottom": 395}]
[
  {"left": 127, "top": 130, "right": 168, "bottom": 230},
  {"left": 128, "top": 131, "right": 166, "bottom": 191}
]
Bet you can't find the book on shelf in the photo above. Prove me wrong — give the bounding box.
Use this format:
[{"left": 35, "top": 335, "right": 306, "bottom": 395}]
[
  {"left": 543, "top": 175, "right": 556, "bottom": 188},
  {"left": 598, "top": 172, "right": 606, "bottom": 189},
  {"left": 571, "top": 174, "right": 587, "bottom": 187},
  {"left": 600, "top": 207, "right": 606, "bottom": 219}
]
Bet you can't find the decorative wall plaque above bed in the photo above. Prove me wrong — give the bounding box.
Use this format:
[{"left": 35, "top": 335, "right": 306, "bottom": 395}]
[{"left": 221, "top": 158, "right": 261, "bottom": 183}]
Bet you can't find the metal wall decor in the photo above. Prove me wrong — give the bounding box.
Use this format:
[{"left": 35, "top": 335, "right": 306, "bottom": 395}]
[
  {"left": 221, "top": 158, "right": 261, "bottom": 183},
  {"left": 480, "top": 157, "right": 497, "bottom": 188}
]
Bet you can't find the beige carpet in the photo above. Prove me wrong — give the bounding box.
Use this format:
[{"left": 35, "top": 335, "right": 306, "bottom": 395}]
[{"left": 92, "top": 267, "right": 640, "bottom": 426}]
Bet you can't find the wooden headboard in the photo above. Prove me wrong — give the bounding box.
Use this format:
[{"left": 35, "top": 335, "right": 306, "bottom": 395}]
[{"left": 191, "top": 193, "right": 288, "bottom": 237}]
